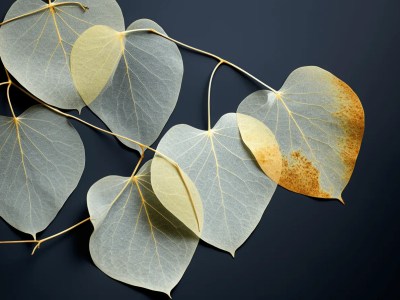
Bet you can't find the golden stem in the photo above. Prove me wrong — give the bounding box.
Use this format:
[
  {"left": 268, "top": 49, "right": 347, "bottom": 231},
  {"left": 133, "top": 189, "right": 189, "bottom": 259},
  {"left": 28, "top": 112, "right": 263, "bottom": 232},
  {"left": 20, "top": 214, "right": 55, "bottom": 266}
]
[
  {"left": 0, "top": 217, "right": 91, "bottom": 255},
  {"left": 11, "top": 81, "right": 179, "bottom": 166},
  {"left": 9, "top": 80, "right": 200, "bottom": 225},
  {"left": 31, "top": 217, "right": 91, "bottom": 255},
  {"left": 6, "top": 83, "right": 16, "bottom": 119},
  {"left": 207, "top": 61, "right": 224, "bottom": 131},
  {"left": 131, "top": 148, "right": 145, "bottom": 177},
  {"left": 124, "top": 28, "right": 277, "bottom": 93}
]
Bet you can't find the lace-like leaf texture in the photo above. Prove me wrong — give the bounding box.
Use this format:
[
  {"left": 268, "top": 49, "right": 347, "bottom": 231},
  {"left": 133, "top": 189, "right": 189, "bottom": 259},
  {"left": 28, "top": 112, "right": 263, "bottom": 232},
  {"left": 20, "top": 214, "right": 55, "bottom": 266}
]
[
  {"left": 152, "top": 113, "right": 280, "bottom": 255},
  {"left": 0, "top": 0, "right": 125, "bottom": 110},
  {"left": 238, "top": 66, "right": 365, "bottom": 202},
  {"left": 88, "top": 160, "right": 198, "bottom": 296},
  {"left": 71, "top": 19, "right": 183, "bottom": 151},
  {"left": 0, "top": 105, "right": 85, "bottom": 238}
]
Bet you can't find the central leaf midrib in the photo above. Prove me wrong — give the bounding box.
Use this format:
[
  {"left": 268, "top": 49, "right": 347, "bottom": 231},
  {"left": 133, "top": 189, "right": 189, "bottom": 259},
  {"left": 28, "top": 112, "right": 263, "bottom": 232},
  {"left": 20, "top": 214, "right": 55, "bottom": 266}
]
[
  {"left": 208, "top": 134, "right": 232, "bottom": 243},
  {"left": 14, "top": 121, "right": 33, "bottom": 230},
  {"left": 279, "top": 95, "right": 334, "bottom": 193}
]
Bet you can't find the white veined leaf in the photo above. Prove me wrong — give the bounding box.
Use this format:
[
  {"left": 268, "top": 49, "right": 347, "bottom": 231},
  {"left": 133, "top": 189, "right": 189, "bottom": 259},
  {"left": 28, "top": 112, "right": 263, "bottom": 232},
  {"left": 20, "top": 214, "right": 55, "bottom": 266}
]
[
  {"left": 152, "top": 113, "right": 279, "bottom": 256},
  {"left": 0, "top": 105, "right": 85, "bottom": 238},
  {"left": 0, "top": 0, "right": 125, "bottom": 110},
  {"left": 88, "top": 160, "right": 198, "bottom": 297},
  {"left": 238, "top": 66, "right": 365, "bottom": 202},
  {"left": 71, "top": 19, "right": 184, "bottom": 151}
]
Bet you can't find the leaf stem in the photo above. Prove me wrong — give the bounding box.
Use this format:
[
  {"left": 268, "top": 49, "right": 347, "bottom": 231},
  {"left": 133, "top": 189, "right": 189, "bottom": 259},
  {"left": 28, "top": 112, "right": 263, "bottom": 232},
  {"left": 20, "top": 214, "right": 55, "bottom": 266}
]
[
  {"left": 10, "top": 80, "right": 180, "bottom": 167},
  {"left": 8, "top": 78, "right": 201, "bottom": 237},
  {"left": 131, "top": 148, "right": 145, "bottom": 177},
  {"left": 6, "top": 83, "right": 16, "bottom": 119},
  {"left": 0, "top": 2, "right": 88, "bottom": 26},
  {"left": 0, "top": 217, "right": 91, "bottom": 255},
  {"left": 123, "top": 28, "right": 277, "bottom": 93},
  {"left": 31, "top": 217, "right": 91, "bottom": 255},
  {"left": 208, "top": 61, "right": 224, "bottom": 131}
]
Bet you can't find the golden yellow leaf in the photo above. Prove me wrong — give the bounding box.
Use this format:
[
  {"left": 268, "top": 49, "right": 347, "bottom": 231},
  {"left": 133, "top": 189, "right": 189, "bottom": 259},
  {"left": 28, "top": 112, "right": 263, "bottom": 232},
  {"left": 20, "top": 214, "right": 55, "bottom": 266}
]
[
  {"left": 71, "top": 25, "right": 123, "bottom": 105},
  {"left": 151, "top": 156, "right": 203, "bottom": 236},
  {"left": 237, "top": 113, "right": 282, "bottom": 183}
]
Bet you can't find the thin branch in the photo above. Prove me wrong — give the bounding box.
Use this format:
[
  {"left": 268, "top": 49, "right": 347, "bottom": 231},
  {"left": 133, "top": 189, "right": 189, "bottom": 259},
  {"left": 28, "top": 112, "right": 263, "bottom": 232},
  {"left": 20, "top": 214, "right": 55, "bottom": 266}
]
[
  {"left": 31, "top": 217, "right": 91, "bottom": 255},
  {"left": 6, "top": 83, "right": 16, "bottom": 119},
  {"left": 208, "top": 61, "right": 224, "bottom": 131},
  {"left": 124, "top": 28, "right": 277, "bottom": 93},
  {"left": 0, "top": 240, "right": 37, "bottom": 245},
  {"left": 131, "top": 148, "right": 146, "bottom": 177},
  {"left": 11, "top": 81, "right": 182, "bottom": 169},
  {"left": 0, "top": 217, "right": 91, "bottom": 255}
]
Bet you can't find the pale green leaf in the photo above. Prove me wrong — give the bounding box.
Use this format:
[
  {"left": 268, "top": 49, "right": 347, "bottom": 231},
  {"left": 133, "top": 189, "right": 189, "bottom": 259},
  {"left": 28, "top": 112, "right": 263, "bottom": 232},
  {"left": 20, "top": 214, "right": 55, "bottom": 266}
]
[
  {"left": 238, "top": 66, "right": 365, "bottom": 202},
  {"left": 151, "top": 156, "right": 204, "bottom": 236},
  {"left": 152, "top": 113, "right": 278, "bottom": 256},
  {"left": 88, "top": 160, "right": 198, "bottom": 297},
  {"left": 71, "top": 19, "right": 183, "bottom": 151},
  {"left": 0, "top": 0, "right": 125, "bottom": 110},
  {"left": 0, "top": 105, "right": 85, "bottom": 238}
]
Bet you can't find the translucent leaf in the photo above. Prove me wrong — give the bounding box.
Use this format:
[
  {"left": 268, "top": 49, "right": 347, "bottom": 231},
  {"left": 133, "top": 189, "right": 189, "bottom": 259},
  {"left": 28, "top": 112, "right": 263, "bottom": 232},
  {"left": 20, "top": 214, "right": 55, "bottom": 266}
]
[
  {"left": 71, "top": 19, "right": 184, "bottom": 151},
  {"left": 71, "top": 25, "right": 123, "bottom": 104},
  {"left": 151, "top": 156, "right": 204, "bottom": 236},
  {"left": 238, "top": 66, "right": 365, "bottom": 202},
  {"left": 0, "top": 105, "right": 85, "bottom": 238},
  {"left": 237, "top": 113, "right": 282, "bottom": 183},
  {"left": 0, "top": 0, "right": 125, "bottom": 110},
  {"left": 152, "top": 113, "right": 278, "bottom": 256},
  {"left": 88, "top": 160, "right": 198, "bottom": 297}
]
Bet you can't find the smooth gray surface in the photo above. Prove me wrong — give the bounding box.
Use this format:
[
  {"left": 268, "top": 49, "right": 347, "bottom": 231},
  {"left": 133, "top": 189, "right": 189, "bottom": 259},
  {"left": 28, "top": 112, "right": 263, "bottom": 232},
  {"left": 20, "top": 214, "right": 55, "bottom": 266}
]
[{"left": 0, "top": 0, "right": 399, "bottom": 299}]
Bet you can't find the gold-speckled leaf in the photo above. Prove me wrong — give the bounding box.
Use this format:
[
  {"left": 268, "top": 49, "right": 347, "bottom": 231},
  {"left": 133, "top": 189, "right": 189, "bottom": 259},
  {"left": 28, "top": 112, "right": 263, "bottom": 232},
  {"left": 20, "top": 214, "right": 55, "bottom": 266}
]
[{"left": 238, "top": 66, "right": 364, "bottom": 202}]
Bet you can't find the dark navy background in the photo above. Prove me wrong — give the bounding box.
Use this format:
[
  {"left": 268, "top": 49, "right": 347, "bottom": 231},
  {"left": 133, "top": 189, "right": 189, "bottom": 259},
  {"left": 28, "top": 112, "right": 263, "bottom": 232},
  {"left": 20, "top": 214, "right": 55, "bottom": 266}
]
[{"left": 1, "top": 0, "right": 399, "bottom": 299}]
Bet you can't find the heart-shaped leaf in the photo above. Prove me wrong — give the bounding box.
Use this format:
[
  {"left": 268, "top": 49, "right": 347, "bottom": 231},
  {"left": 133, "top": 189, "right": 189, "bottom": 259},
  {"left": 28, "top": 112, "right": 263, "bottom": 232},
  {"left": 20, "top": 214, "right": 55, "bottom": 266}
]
[
  {"left": 151, "top": 113, "right": 279, "bottom": 256},
  {"left": 71, "top": 19, "right": 183, "bottom": 151},
  {"left": 238, "top": 66, "right": 365, "bottom": 202},
  {"left": 0, "top": 0, "right": 125, "bottom": 110},
  {"left": 88, "top": 160, "right": 198, "bottom": 297},
  {"left": 0, "top": 105, "right": 85, "bottom": 238}
]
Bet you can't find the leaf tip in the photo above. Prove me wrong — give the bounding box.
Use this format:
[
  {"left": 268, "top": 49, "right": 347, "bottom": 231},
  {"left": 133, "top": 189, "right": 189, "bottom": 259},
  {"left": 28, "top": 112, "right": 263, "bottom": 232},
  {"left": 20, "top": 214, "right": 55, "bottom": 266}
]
[
  {"left": 230, "top": 250, "right": 236, "bottom": 258},
  {"left": 338, "top": 196, "right": 345, "bottom": 205},
  {"left": 165, "top": 290, "right": 172, "bottom": 299}
]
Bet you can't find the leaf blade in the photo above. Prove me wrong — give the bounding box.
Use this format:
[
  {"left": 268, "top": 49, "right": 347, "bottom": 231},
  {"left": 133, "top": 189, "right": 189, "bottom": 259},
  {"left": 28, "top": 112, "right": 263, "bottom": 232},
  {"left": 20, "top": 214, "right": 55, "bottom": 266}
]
[
  {"left": 238, "top": 66, "right": 365, "bottom": 201},
  {"left": 71, "top": 19, "right": 184, "bottom": 151},
  {"left": 237, "top": 113, "right": 282, "bottom": 183},
  {"left": 152, "top": 113, "right": 278, "bottom": 255},
  {"left": 0, "top": 105, "right": 85, "bottom": 237},
  {"left": 0, "top": 0, "right": 125, "bottom": 110},
  {"left": 88, "top": 161, "right": 198, "bottom": 296},
  {"left": 71, "top": 25, "right": 123, "bottom": 105},
  {"left": 151, "top": 156, "right": 204, "bottom": 236}
]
